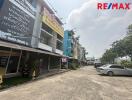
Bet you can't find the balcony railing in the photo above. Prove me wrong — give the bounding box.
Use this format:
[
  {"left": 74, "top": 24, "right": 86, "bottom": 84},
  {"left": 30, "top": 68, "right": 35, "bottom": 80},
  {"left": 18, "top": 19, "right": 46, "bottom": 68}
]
[
  {"left": 57, "top": 39, "right": 63, "bottom": 43},
  {"left": 41, "top": 28, "right": 53, "bottom": 37}
]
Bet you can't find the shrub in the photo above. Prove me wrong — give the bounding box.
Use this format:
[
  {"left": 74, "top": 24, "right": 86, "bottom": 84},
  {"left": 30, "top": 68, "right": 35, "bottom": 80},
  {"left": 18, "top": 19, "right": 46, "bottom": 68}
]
[
  {"left": 68, "top": 63, "right": 77, "bottom": 70},
  {"left": 121, "top": 60, "right": 132, "bottom": 68}
]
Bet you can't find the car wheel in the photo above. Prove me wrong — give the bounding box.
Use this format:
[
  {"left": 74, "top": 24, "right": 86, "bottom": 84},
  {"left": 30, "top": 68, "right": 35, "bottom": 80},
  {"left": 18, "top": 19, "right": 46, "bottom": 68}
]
[{"left": 107, "top": 71, "right": 113, "bottom": 76}]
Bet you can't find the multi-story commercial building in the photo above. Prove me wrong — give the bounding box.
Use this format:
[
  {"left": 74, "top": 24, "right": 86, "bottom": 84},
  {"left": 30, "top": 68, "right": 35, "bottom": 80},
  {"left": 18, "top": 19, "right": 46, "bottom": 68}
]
[
  {"left": 79, "top": 47, "right": 87, "bottom": 65},
  {"left": 32, "top": 1, "right": 64, "bottom": 55},
  {"left": 73, "top": 37, "right": 80, "bottom": 60},
  {"left": 0, "top": 0, "right": 64, "bottom": 79},
  {"left": 79, "top": 47, "right": 86, "bottom": 61},
  {"left": 63, "top": 30, "right": 87, "bottom": 66},
  {"left": 63, "top": 30, "right": 74, "bottom": 57}
]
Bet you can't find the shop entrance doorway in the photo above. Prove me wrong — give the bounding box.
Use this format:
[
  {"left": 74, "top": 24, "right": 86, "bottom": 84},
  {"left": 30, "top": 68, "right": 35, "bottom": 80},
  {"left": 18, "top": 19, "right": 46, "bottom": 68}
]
[{"left": 0, "top": 47, "right": 22, "bottom": 75}]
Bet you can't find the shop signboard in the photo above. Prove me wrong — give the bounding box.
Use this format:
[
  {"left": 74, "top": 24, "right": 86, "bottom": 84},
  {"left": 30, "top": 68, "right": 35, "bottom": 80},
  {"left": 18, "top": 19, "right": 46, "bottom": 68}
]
[
  {"left": 42, "top": 8, "right": 64, "bottom": 37},
  {"left": 0, "top": 0, "right": 36, "bottom": 46},
  {"left": 62, "top": 58, "right": 67, "bottom": 63}
]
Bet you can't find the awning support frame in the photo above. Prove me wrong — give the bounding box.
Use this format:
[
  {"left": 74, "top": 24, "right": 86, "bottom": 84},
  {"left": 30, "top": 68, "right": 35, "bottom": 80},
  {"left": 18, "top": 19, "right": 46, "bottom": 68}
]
[
  {"left": 17, "top": 50, "right": 22, "bottom": 73},
  {"left": 5, "top": 48, "right": 12, "bottom": 74}
]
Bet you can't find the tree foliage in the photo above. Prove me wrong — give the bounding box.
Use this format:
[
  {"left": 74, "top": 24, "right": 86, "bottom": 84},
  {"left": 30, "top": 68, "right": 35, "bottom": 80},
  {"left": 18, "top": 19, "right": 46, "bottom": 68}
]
[
  {"left": 101, "top": 24, "right": 132, "bottom": 64},
  {"left": 127, "top": 24, "right": 132, "bottom": 35},
  {"left": 101, "top": 48, "right": 117, "bottom": 64}
]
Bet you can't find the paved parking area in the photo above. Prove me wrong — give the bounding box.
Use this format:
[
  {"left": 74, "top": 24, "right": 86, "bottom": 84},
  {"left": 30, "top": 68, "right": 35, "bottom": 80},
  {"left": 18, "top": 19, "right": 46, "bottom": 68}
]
[{"left": 0, "top": 66, "right": 132, "bottom": 100}]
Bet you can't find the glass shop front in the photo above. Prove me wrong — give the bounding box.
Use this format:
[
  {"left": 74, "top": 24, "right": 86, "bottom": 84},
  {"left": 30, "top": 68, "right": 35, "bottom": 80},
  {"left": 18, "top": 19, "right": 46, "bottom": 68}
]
[{"left": 0, "top": 47, "right": 22, "bottom": 75}]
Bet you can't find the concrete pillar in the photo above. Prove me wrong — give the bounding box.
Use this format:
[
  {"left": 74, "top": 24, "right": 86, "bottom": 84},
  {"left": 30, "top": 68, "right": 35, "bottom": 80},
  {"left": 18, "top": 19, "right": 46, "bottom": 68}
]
[
  {"left": 17, "top": 50, "right": 22, "bottom": 72},
  {"left": 5, "top": 48, "right": 12, "bottom": 74},
  {"left": 51, "top": 32, "right": 57, "bottom": 53},
  {"left": 66, "top": 60, "right": 69, "bottom": 69},
  {"left": 48, "top": 56, "right": 50, "bottom": 71},
  {"left": 31, "top": 3, "right": 42, "bottom": 48},
  {"left": 60, "top": 58, "right": 62, "bottom": 70}
]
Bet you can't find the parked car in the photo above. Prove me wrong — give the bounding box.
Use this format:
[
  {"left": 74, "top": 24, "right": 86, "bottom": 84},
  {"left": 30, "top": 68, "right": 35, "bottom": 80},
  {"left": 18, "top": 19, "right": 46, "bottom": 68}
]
[
  {"left": 94, "top": 63, "right": 103, "bottom": 68},
  {"left": 87, "top": 61, "right": 95, "bottom": 65},
  {"left": 94, "top": 62, "right": 103, "bottom": 68},
  {"left": 94, "top": 59, "right": 103, "bottom": 68},
  {"left": 96, "top": 64, "right": 132, "bottom": 76}
]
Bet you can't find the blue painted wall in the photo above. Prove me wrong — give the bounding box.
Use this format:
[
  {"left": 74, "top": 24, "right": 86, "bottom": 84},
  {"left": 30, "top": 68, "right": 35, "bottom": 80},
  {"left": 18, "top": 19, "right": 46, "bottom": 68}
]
[{"left": 63, "top": 30, "right": 73, "bottom": 57}]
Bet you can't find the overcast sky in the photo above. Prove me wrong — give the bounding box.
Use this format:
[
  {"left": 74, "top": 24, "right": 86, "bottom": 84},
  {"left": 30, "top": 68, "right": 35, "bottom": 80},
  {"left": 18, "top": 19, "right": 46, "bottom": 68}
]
[{"left": 45, "top": 0, "right": 132, "bottom": 58}]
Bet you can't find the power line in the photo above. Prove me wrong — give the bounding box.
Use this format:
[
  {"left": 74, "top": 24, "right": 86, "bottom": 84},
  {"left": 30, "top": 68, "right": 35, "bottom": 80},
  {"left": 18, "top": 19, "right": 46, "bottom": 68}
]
[{"left": 45, "top": 0, "right": 65, "bottom": 21}]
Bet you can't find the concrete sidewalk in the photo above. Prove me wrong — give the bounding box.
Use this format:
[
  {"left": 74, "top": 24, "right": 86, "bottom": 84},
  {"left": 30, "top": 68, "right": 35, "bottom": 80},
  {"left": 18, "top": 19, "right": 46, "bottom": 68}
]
[{"left": 0, "top": 68, "right": 70, "bottom": 92}]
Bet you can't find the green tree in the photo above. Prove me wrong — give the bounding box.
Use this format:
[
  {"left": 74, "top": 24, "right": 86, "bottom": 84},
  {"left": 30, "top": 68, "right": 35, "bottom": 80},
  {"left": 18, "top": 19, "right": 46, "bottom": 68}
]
[
  {"left": 112, "top": 40, "right": 126, "bottom": 57},
  {"left": 101, "top": 48, "right": 117, "bottom": 64},
  {"left": 127, "top": 24, "right": 132, "bottom": 36},
  {"left": 123, "top": 35, "right": 132, "bottom": 59},
  {"left": 101, "top": 24, "right": 132, "bottom": 63}
]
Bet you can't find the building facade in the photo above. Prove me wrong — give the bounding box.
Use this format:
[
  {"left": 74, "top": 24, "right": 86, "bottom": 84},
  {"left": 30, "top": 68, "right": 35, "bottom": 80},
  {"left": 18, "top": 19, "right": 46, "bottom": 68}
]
[
  {"left": 0, "top": 0, "right": 64, "bottom": 79},
  {"left": 31, "top": 0, "right": 64, "bottom": 55},
  {"left": 63, "top": 30, "right": 87, "bottom": 66},
  {"left": 73, "top": 37, "right": 80, "bottom": 60},
  {"left": 79, "top": 47, "right": 87, "bottom": 65},
  {"left": 63, "top": 30, "right": 74, "bottom": 57}
]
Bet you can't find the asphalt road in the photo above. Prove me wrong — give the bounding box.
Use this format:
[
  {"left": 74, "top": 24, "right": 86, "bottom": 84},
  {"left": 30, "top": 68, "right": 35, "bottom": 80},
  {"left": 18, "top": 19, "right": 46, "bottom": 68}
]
[{"left": 0, "top": 66, "right": 132, "bottom": 100}]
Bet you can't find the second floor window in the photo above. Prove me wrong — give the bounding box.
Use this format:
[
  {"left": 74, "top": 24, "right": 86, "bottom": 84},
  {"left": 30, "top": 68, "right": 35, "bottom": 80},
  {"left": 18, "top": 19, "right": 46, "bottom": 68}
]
[{"left": 27, "top": 0, "right": 36, "bottom": 8}]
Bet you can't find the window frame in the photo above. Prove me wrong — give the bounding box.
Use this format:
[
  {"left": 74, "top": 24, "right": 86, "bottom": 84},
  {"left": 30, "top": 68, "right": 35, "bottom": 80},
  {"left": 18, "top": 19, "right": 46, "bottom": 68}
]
[{"left": 110, "top": 65, "right": 124, "bottom": 69}]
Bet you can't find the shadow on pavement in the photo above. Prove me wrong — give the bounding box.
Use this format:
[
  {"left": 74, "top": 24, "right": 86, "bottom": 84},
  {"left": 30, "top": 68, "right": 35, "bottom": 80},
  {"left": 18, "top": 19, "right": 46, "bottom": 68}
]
[{"left": 98, "top": 74, "right": 132, "bottom": 77}]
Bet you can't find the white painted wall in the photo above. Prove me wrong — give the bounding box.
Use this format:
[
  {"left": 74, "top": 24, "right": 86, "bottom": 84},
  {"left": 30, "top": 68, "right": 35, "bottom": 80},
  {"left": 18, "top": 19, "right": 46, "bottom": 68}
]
[
  {"left": 38, "top": 43, "right": 52, "bottom": 52},
  {"left": 56, "top": 49, "right": 63, "bottom": 55}
]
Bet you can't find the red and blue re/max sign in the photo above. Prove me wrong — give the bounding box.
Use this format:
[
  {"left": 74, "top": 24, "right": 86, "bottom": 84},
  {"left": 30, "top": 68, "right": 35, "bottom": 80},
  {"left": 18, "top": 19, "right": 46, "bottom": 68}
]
[{"left": 97, "top": 3, "right": 131, "bottom": 10}]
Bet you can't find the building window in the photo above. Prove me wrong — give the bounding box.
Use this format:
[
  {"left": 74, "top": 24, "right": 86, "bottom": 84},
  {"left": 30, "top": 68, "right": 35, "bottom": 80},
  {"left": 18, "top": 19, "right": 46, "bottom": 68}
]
[
  {"left": 0, "top": 0, "right": 4, "bottom": 9},
  {"left": 40, "top": 33, "right": 52, "bottom": 46},
  {"left": 42, "top": 23, "right": 53, "bottom": 35},
  {"left": 57, "top": 41, "right": 63, "bottom": 51},
  {"left": 27, "top": 0, "right": 36, "bottom": 8},
  {"left": 0, "top": 47, "right": 21, "bottom": 74},
  {"left": 57, "top": 34, "right": 63, "bottom": 41},
  {"left": 0, "top": 47, "right": 10, "bottom": 69},
  {"left": 6, "top": 49, "right": 21, "bottom": 74}
]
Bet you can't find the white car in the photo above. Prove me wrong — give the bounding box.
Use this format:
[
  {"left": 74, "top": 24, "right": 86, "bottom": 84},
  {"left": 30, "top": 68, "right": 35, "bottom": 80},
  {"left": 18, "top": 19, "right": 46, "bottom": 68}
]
[{"left": 96, "top": 64, "right": 132, "bottom": 76}]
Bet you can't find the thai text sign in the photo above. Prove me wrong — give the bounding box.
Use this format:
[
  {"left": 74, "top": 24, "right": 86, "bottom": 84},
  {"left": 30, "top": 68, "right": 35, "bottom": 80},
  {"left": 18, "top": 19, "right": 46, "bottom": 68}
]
[{"left": 0, "top": 0, "right": 35, "bottom": 46}]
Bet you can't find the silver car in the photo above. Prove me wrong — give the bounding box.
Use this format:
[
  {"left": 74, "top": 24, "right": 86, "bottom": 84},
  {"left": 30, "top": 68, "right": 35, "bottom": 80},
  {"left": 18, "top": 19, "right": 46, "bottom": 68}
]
[{"left": 96, "top": 64, "right": 132, "bottom": 76}]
